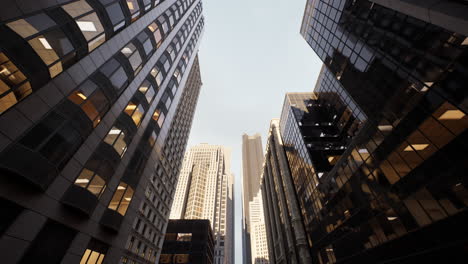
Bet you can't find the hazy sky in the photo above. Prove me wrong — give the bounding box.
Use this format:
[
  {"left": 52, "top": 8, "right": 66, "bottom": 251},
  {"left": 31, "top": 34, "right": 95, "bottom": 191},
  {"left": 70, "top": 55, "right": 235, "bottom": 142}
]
[{"left": 186, "top": 0, "right": 322, "bottom": 262}]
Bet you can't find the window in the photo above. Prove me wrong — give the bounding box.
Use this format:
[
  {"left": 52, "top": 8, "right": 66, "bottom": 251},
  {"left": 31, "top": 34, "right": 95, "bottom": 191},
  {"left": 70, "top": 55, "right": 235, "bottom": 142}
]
[
  {"left": 100, "top": 58, "right": 128, "bottom": 91},
  {"left": 104, "top": 126, "right": 128, "bottom": 157},
  {"left": 124, "top": 102, "right": 145, "bottom": 126},
  {"left": 74, "top": 168, "right": 106, "bottom": 198},
  {"left": 68, "top": 80, "right": 109, "bottom": 127},
  {"left": 138, "top": 80, "right": 156, "bottom": 103},
  {"left": 79, "top": 239, "right": 108, "bottom": 264},
  {"left": 121, "top": 43, "right": 142, "bottom": 74},
  {"left": 108, "top": 182, "right": 134, "bottom": 215},
  {"left": 136, "top": 31, "right": 153, "bottom": 56},
  {"left": 150, "top": 66, "right": 164, "bottom": 87},
  {"left": 104, "top": 2, "right": 125, "bottom": 31},
  {"left": 148, "top": 22, "right": 163, "bottom": 47},
  {"left": 126, "top": 0, "right": 141, "bottom": 21},
  {"left": 177, "top": 233, "right": 192, "bottom": 241},
  {"left": 0, "top": 52, "right": 31, "bottom": 113},
  {"left": 63, "top": 0, "right": 106, "bottom": 52},
  {"left": 7, "top": 13, "right": 75, "bottom": 77}
]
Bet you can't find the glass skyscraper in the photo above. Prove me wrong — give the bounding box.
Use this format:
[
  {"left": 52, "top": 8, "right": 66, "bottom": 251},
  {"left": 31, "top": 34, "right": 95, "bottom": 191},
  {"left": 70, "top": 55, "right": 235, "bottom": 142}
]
[
  {"left": 0, "top": 1, "right": 204, "bottom": 263},
  {"left": 262, "top": 1, "right": 468, "bottom": 263}
]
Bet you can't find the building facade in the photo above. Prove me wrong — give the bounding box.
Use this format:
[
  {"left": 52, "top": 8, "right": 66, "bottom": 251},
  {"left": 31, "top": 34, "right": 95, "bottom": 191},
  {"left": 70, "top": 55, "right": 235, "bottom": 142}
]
[
  {"left": 249, "top": 190, "right": 269, "bottom": 264},
  {"left": 241, "top": 133, "right": 264, "bottom": 264},
  {"left": 160, "top": 219, "right": 214, "bottom": 264},
  {"left": 170, "top": 144, "right": 234, "bottom": 264},
  {"left": 265, "top": 0, "right": 468, "bottom": 263},
  {"left": 0, "top": 1, "right": 204, "bottom": 263}
]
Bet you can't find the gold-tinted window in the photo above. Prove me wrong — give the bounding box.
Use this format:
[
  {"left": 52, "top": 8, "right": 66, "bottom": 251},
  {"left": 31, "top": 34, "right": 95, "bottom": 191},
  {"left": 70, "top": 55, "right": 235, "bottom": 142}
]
[
  {"left": 124, "top": 102, "right": 145, "bottom": 126},
  {"left": 7, "top": 14, "right": 75, "bottom": 78},
  {"left": 79, "top": 239, "right": 108, "bottom": 264},
  {"left": 108, "top": 182, "right": 134, "bottom": 216},
  {"left": 0, "top": 52, "right": 31, "bottom": 113},
  {"left": 68, "top": 80, "right": 109, "bottom": 127},
  {"left": 104, "top": 127, "right": 128, "bottom": 157},
  {"left": 74, "top": 168, "right": 106, "bottom": 198}
]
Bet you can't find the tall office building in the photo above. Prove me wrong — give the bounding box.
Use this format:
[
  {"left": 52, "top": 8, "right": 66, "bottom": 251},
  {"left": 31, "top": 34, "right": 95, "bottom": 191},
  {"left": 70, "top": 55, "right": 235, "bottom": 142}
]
[
  {"left": 262, "top": 90, "right": 362, "bottom": 263},
  {"left": 170, "top": 144, "right": 234, "bottom": 264},
  {"left": 263, "top": 0, "right": 468, "bottom": 263},
  {"left": 249, "top": 191, "right": 269, "bottom": 264},
  {"left": 0, "top": 1, "right": 204, "bottom": 263},
  {"left": 241, "top": 133, "right": 264, "bottom": 264}
]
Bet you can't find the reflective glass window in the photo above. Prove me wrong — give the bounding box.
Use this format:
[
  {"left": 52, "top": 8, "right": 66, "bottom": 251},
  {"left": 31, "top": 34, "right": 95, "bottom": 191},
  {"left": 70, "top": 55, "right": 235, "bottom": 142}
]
[
  {"left": 0, "top": 53, "right": 31, "bottom": 113},
  {"left": 104, "top": 127, "right": 128, "bottom": 157},
  {"left": 74, "top": 168, "right": 106, "bottom": 198},
  {"left": 63, "top": 0, "right": 106, "bottom": 51},
  {"left": 108, "top": 182, "right": 134, "bottom": 215},
  {"left": 7, "top": 13, "right": 75, "bottom": 78}
]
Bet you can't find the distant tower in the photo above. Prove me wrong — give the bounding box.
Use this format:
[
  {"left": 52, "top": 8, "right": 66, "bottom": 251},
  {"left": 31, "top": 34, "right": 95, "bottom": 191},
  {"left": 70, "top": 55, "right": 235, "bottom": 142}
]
[
  {"left": 170, "top": 144, "right": 234, "bottom": 264},
  {"left": 241, "top": 133, "right": 267, "bottom": 263}
]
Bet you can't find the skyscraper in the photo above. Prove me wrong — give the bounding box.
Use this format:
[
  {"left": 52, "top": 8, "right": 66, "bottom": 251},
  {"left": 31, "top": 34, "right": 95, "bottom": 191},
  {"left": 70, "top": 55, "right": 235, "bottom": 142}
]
[
  {"left": 0, "top": 1, "right": 204, "bottom": 263},
  {"left": 170, "top": 144, "right": 234, "bottom": 264},
  {"left": 249, "top": 191, "right": 269, "bottom": 264},
  {"left": 241, "top": 133, "right": 264, "bottom": 264},
  {"left": 262, "top": 0, "right": 468, "bottom": 263}
]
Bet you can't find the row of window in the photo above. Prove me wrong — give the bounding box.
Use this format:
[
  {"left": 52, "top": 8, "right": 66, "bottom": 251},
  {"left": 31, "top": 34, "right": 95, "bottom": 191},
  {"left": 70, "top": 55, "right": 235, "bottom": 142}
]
[
  {"left": 0, "top": 0, "right": 203, "bottom": 193},
  {"left": 0, "top": 0, "right": 200, "bottom": 114}
]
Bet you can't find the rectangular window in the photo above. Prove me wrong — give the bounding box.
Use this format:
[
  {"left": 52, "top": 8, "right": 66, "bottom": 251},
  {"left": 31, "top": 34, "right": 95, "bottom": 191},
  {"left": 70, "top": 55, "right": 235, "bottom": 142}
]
[
  {"left": 63, "top": 0, "right": 105, "bottom": 51},
  {"left": 108, "top": 182, "right": 134, "bottom": 215},
  {"left": 74, "top": 168, "right": 106, "bottom": 198},
  {"left": 79, "top": 239, "right": 108, "bottom": 264},
  {"left": 104, "top": 127, "right": 128, "bottom": 157},
  {"left": 124, "top": 102, "right": 145, "bottom": 126}
]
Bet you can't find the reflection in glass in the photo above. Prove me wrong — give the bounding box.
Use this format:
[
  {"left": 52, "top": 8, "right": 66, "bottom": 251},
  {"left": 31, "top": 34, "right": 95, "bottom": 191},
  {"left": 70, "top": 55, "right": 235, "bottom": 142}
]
[
  {"left": 108, "top": 182, "right": 134, "bottom": 216},
  {"left": 74, "top": 168, "right": 106, "bottom": 198}
]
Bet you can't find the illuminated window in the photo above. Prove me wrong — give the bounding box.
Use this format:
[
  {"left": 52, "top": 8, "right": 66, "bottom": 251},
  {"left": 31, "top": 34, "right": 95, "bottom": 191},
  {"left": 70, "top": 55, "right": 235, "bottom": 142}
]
[
  {"left": 108, "top": 182, "right": 134, "bottom": 215},
  {"left": 79, "top": 239, "right": 108, "bottom": 264},
  {"left": 63, "top": 0, "right": 106, "bottom": 52},
  {"left": 68, "top": 80, "right": 109, "bottom": 127},
  {"left": 7, "top": 14, "right": 75, "bottom": 78},
  {"left": 0, "top": 52, "right": 31, "bottom": 113},
  {"left": 403, "top": 144, "right": 429, "bottom": 151},
  {"left": 104, "top": 127, "right": 128, "bottom": 157},
  {"left": 74, "top": 168, "right": 106, "bottom": 198},
  {"left": 124, "top": 102, "right": 145, "bottom": 126},
  {"left": 433, "top": 102, "right": 468, "bottom": 135},
  {"left": 152, "top": 109, "right": 161, "bottom": 122},
  {"left": 177, "top": 233, "right": 192, "bottom": 241}
]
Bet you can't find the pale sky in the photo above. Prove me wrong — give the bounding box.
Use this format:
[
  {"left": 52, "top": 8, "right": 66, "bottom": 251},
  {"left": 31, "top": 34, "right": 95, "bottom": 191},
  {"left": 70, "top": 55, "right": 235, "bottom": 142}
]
[{"left": 186, "top": 0, "right": 322, "bottom": 263}]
